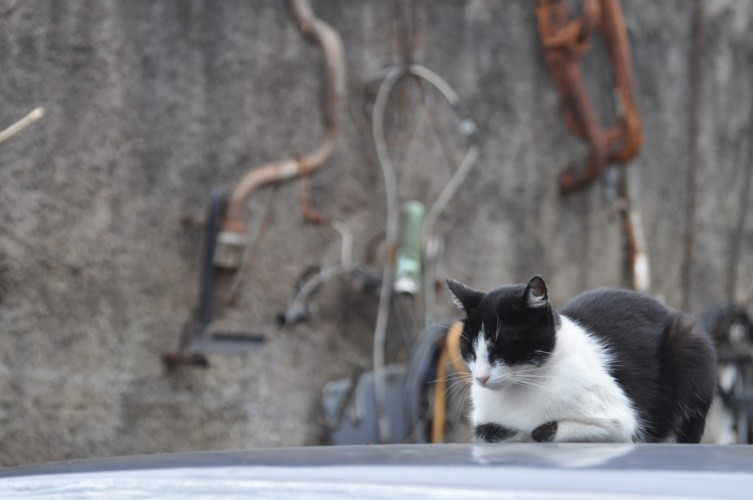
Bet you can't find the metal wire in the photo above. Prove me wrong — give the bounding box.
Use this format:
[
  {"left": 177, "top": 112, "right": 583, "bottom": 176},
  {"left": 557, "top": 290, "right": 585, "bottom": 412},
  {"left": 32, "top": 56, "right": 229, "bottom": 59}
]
[
  {"left": 371, "top": 66, "right": 403, "bottom": 443},
  {"left": 371, "top": 64, "right": 478, "bottom": 443}
]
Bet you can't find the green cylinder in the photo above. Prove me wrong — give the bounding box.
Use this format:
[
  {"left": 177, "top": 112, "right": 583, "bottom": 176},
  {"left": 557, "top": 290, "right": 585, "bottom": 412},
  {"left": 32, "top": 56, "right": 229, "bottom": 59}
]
[{"left": 394, "top": 201, "right": 425, "bottom": 295}]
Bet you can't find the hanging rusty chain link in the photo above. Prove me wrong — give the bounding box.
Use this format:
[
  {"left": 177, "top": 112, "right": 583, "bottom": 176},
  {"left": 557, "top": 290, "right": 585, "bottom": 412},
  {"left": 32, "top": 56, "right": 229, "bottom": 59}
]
[{"left": 536, "top": 0, "right": 643, "bottom": 193}]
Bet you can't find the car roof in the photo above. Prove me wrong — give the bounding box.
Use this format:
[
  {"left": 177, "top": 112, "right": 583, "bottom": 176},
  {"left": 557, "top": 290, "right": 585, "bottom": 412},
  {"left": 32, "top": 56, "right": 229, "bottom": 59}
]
[{"left": 1, "top": 443, "right": 752, "bottom": 498}]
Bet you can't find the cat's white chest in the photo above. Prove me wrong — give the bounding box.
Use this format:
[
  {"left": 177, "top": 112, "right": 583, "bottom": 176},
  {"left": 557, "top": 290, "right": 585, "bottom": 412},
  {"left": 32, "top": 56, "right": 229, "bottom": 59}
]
[
  {"left": 472, "top": 381, "right": 565, "bottom": 432},
  {"left": 470, "top": 316, "right": 640, "bottom": 441}
]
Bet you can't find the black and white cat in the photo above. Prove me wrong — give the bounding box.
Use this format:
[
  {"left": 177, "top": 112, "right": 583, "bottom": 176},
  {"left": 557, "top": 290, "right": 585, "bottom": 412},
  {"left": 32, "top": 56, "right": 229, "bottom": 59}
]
[{"left": 447, "top": 276, "right": 716, "bottom": 443}]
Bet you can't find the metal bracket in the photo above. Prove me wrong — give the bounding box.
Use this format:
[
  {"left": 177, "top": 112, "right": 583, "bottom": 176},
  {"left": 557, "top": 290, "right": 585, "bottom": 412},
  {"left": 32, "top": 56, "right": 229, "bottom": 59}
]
[{"left": 163, "top": 188, "right": 264, "bottom": 368}]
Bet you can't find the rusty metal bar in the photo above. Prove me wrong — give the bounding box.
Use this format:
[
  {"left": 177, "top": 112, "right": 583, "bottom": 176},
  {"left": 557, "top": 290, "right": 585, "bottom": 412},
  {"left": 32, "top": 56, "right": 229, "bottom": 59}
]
[
  {"left": 219, "top": 0, "right": 345, "bottom": 240},
  {"left": 617, "top": 165, "right": 651, "bottom": 292},
  {"left": 536, "top": 0, "right": 643, "bottom": 193}
]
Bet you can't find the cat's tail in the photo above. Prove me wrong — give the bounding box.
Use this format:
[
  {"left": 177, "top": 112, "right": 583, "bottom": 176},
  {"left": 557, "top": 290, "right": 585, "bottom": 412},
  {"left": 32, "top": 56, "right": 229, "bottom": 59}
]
[{"left": 662, "top": 312, "right": 717, "bottom": 443}]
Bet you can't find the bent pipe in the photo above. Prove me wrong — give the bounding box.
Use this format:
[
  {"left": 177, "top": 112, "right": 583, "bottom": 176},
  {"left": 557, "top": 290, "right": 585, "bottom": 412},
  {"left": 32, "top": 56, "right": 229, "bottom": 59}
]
[{"left": 221, "top": 0, "right": 345, "bottom": 236}]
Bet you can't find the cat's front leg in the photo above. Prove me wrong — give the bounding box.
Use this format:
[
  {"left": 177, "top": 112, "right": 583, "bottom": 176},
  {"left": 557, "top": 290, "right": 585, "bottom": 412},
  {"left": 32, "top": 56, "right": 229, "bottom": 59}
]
[
  {"left": 474, "top": 423, "right": 519, "bottom": 443},
  {"left": 532, "top": 419, "right": 630, "bottom": 443}
]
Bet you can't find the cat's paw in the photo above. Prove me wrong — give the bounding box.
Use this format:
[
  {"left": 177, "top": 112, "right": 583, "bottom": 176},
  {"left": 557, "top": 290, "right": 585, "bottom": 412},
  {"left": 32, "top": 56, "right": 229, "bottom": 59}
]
[
  {"left": 532, "top": 421, "right": 558, "bottom": 442},
  {"left": 474, "top": 423, "right": 517, "bottom": 443}
]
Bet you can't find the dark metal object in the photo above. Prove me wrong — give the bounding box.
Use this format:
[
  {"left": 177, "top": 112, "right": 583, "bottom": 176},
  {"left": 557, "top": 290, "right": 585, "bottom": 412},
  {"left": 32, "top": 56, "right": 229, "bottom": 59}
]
[
  {"left": 536, "top": 0, "right": 643, "bottom": 193},
  {"left": 165, "top": 0, "right": 345, "bottom": 364},
  {"left": 706, "top": 302, "right": 753, "bottom": 443},
  {"left": 702, "top": 301, "right": 753, "bottom": 443},
  {"left": 404, "top": 323, "right": 451, "bottom": 443},
  {"left": 321, "top": 365, "right": 409, "bottom": 445},
  {"left": 277, "top": 264, "right": 322, "bottom": 327},
  {"left": 162, "top": 189, "right": 264, "bottom": 368}
]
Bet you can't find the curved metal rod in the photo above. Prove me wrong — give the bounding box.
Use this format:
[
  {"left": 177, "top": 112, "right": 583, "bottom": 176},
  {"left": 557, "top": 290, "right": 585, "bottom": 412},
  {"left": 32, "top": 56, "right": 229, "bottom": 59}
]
[
  {"left": 371, "top": 65, "right": 403, "bottom": 444},
  {"left": 222, "top": 0, "right": 345, "bottom": 234},
  {"left": 371, "top": 63, "right": 478, "bottom": 443},
  {"left": 279, "top": 219, "right": 354, "bottom": 327}
]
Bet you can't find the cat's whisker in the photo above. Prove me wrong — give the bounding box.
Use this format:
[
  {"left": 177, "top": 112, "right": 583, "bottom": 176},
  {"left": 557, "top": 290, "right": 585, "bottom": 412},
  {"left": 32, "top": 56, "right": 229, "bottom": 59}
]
[
  {"left": 445, "top": 356, "right": 465, "bottom": 366},
  {"left": 459, "top": 384, "right": 473, "bottom": 416},
  {"left": 494, "top": 312, "right": 501, "bottom": 342},
  {"left": 426, "top": 321, "right": 455, "bottom": 329},
  {"left": 432, "top": 373, "right": 471, "bottom": 383},
  {"left": 435, "top": 378, "right": 470, "bottom": 388},
  {"left": 433, "top": 377, "right": 468, "bottom": 386},
  {"left": 513, "top": 376, "right": 556, "bottom": 394},
  {"left": 447, "top": 380, "right": 472, "bottom": 402},
  {"left": 446, "top": 377, "right": 471, "bottom": 393},
  {"left": 509, "top": 368, "right": 545, "bottom": 376},
  {"left": 450, "top": 382, "right": 471, "bottom": 409}
]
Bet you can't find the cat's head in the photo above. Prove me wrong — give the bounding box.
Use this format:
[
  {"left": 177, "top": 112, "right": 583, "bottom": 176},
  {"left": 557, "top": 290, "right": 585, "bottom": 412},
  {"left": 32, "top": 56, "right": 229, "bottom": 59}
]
[{"left": 447, "top": 275, "right": 557, "bottom": 390}]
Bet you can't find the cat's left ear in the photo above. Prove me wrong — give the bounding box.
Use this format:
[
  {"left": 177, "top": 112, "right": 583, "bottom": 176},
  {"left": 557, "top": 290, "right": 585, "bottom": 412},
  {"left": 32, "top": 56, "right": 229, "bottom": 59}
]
[
  {"left": 447, "top": 279, "right": 484, "bottom": 313},
  {"left": 524, "top": 275, "right": 548, "bottom": 309}
]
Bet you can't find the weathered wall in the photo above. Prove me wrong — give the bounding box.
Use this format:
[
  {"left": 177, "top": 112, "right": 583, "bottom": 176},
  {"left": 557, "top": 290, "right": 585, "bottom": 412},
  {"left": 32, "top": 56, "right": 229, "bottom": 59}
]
[{"left": 0, "top": 0, "right": 751, "bottom": 466}]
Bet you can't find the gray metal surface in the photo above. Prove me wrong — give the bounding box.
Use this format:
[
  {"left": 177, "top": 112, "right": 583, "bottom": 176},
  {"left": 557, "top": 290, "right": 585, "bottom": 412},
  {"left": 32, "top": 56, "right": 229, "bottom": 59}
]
[
  {"left": 321, "top": 365, "right": 409, "bottom": 445},
  {"left": 1, "top": 444, "right": 753, "bottom": 499}
]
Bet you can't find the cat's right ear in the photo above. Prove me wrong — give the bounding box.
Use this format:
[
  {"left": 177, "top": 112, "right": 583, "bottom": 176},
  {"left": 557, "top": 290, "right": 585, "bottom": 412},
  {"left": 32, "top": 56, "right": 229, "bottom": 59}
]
[
  {"left": 524, "top": 275, "right": 548, "bottom": 309},
  {"left": 446, "top": 279, "right": 484, "bottom": 312}
]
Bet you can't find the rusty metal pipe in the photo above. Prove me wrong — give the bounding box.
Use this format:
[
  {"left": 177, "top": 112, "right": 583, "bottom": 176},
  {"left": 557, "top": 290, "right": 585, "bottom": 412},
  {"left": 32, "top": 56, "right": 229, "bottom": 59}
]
[
  {"left": 221, "top": 0, "right": 345, "bottom": 237},
  {"left": 600, "top": 0, "right": 642, "bottom": 164}
]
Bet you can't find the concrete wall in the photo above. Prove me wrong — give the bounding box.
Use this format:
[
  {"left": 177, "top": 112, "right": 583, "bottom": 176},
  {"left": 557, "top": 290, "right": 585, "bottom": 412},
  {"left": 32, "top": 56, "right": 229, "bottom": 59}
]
[{"left": 0, "top": 0, "right": 751, "bottom": 466}]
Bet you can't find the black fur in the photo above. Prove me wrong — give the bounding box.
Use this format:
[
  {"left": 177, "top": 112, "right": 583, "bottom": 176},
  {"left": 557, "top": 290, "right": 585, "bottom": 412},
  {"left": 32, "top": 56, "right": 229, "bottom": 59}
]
[
  {"left": 561, "top": 288, "right": 716, "bottom": 443},
  {"left": 449, "top": 277, "right": 717, "bottom": 443},
  {"left": 474, "top": 423, "right": 517, "bottom": 443},
  {"left": 449, "top": 277, "right": 557, "bottom": 368},
  {"left": 532, "top": 421, "right": 558, "bottom": 442}
]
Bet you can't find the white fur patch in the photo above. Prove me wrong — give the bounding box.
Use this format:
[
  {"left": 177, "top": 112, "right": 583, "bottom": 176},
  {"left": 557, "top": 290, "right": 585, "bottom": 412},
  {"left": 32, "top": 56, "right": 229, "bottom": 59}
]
[
  {"left": 469, "top": 315, "right": 642, "bottom": 443},
  {"left": 449, "top": 292, "right": 465, "bottom": 310},
  {"left": 526, "top": 292, "right": 547, "bottom": 309},
  {"left": 469, "top": 326, "right": 492, "bottom": 383}
]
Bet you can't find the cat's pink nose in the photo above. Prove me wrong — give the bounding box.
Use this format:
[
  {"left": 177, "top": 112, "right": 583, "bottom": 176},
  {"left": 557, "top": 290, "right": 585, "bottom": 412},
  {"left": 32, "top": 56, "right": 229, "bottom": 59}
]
[{"left": 475, "top": 375, "right": 490, "bottom": 387}]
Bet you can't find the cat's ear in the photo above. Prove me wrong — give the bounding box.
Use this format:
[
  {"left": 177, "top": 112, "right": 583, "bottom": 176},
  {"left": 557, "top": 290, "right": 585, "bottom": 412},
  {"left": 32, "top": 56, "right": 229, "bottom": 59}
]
[
  {"left": 446, "top": 279, "right": 484, "bottom": 312},
  {"left": 524, "top": 275, "right": 548, "bottom": 309}
]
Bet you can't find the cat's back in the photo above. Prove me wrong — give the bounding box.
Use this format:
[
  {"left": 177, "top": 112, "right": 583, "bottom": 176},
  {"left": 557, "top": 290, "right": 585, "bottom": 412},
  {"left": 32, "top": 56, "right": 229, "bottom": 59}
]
[
  {"left": 559, "top": 287, "right": 716, "bottom": 442},
  {"left": 559, "top": 287, "right": 673, "bottom": 341}
]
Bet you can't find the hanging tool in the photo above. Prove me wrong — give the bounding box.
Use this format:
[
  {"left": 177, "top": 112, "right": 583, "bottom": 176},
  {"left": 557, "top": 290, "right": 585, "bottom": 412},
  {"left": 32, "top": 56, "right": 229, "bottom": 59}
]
[
  {"left": 536, "top": 0, "right": 643, "bottom": 193},
  {"left": 163, "top": 0, "right": 345, "bottom": 367}
]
